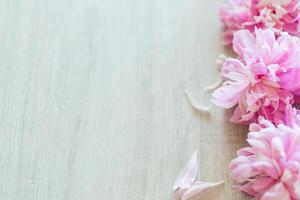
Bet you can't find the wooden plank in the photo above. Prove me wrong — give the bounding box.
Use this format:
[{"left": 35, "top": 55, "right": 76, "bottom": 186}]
[{"left": 0, "top": 0, "right": 250, "bottom": 199}]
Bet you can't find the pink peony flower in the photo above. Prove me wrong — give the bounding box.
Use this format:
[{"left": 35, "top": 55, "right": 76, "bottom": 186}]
[
  {"left": 211, "top": 28, "right": 300, "bottom": 124},
  {"left": 219, "top": 0, "right": 300, "bottom": 45},
  {"left": 230, "top": 113, "right": 300, "bottom": 200}
]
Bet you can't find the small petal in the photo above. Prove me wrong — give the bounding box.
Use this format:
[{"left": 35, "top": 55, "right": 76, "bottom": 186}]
[
  {"left": 261, "top": 182, "right": 290, "bottom": 200},
  {"left": 173, "top": 152, "right": 224, "bottom": 200},
  {"left": 173, "top": 151, "right": 198, "bottom": 190},
  {"left": 181, "top": 181, "right": 224, "bottom": 200}
]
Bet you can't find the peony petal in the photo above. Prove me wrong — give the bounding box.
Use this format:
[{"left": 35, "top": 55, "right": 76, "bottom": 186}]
[
  {"left": 181, "top": 181, "right": 224, "bottom": 200},
  {"left": 211, "top": 71, "right": 249, "bottom": 108},
  {"left": 173, "top": 151, "right": 198, "bottom": 190},
  {"left": 184, "top": 91, "right": 210, "bottom": 113},
  {"left": 233, "top": 29, "right": 256, "bottom": 58},
  {"left": 271, "top": 136, "right": 286, "bottom": 160},
  {"left": 279, "top": 68, "right": 300, "bottom": 96},
  {"left": 173, "top": 152, "right": 224, "bottom": 199},
  {"left": 251, "top": 177, "right": 276, "bottom": 193},
  {"left": 251, "top": 160, "right": 281, "bottom": 180},
  {"left": 261, "top": 182, "right": 290, "bottom": 200},
  {"left": 231, "top": 163, "right": 254, "bottom": 183},
  {"left": 221, "top": 58, "right": 246, "bottom": 76}
]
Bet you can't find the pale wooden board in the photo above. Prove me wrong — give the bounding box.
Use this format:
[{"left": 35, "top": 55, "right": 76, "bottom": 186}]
[{"left": 0, "top": 0, "right": 251, "bottom": 199}]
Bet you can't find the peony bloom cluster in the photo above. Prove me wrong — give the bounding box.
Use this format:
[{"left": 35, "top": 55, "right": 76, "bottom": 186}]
[
  {"left": 212, "top": 28, "right": 300, "bottom": 124},
  {"left": 230, "top": 106, "right": 300, "bottom": 199},
  {"left": 219, "top": 0, "right": 300, "bottom": 45},
  {"left": 212, "top": 1, "right": 300, "bottom": 199}
]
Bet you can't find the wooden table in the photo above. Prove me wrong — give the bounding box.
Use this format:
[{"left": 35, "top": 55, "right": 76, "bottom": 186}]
[{"left": 0, "top": 0, "right": 250, "bottom": 199}]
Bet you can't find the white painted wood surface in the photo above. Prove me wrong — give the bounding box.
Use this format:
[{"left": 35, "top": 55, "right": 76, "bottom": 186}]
[{"left": 0, "top": 0, "right": 251, "bottom": 199}]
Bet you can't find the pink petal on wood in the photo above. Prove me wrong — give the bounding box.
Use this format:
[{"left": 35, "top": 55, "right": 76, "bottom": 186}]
[
  {"left": 181, "top": 181, "right": 224, "bottom": 200},
  {"left": 184, "top": 91, "right": 210, "bottom": 113},
  {"left": 173, "top": 151, "right": 198, "bottom": 190},
  {"left": 173, "top": 151, "right": 224, "bottom": 200}
]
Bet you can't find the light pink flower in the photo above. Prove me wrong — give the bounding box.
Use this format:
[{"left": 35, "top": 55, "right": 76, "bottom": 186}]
[
  {"left": 219, "top": 0, "right": 300, "bottom": 44},
  {"left": 212, "top": 28, "right": 299, "bottom": 124},
  {"left": 173, "top": 151, "right": 224, "bottom": 200},
  {"left": 230, "top": 115, "right": 300, "bottom": 200}
]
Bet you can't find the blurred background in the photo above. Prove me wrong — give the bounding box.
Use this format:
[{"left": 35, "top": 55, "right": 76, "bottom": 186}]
[{"left": 0, "top": 0, "right": 249, "bottom": 199}]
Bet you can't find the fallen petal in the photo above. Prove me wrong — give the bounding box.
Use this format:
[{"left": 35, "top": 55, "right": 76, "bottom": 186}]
[
  {"left": 184, "top": 91, "right": 210, "bottom": 113},
  {"left": 173, "top": 151, "right": 198, "bottom": 190},
  {"left": 181, "top": 181, "right": 224, "bottom": 200},
  {"left": 173, "top": 151, "right": 224, "bottom": 200}
]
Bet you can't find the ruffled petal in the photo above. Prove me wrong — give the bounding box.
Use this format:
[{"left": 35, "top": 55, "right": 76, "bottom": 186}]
[{"left": 261, "top": 182, "right": 290, "bottom": 200}]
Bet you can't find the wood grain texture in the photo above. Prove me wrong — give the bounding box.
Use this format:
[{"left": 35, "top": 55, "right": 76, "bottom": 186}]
[{"left": 0, "top": 0, "right": 251, "bottom": 199}]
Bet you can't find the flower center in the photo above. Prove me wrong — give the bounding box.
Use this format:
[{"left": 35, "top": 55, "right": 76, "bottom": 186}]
[{"left": 255, "top": 0, "right": 290, "bottom": 27}]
